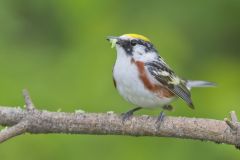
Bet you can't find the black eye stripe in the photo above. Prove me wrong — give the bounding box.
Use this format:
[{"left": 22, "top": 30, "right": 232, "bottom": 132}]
[{"left": 117, "top": 39, "right": 157, "bottom": 55}]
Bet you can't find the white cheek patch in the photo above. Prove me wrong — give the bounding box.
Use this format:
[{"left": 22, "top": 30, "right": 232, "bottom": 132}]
[
  {"left": 132, "top": 45, "right": 155, "bottom": 60},
  {"left": 134, "top": 50, "right": 157, "bottom": 62},
  {"left": 134, "top": 45, "right": 145, "bottom": 52}
]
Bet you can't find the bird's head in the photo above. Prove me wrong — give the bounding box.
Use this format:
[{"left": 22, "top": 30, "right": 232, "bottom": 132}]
[{"left": 107, "top": 34, "right": 158, "bottom": 61}]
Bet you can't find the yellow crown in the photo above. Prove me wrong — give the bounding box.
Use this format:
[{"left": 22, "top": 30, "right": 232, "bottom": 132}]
[{"left": 124, "top": 34, "right": 151, "bottom": 42}]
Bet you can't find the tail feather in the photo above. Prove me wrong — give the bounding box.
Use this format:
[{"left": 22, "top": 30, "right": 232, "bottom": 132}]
[{"left": 186, "top": 80, "right": 216, "bottom": 90}]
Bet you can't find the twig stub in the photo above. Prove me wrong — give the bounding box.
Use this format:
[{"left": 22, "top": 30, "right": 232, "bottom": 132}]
[
  {"left": 224, "top": 111, "right": 240, "bottom": 149},
  {"left": 22, "top": 89, "right": 35, "bottom": 111}
]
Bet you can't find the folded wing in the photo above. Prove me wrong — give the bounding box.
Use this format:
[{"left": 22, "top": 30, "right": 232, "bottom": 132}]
[{"left": 145, "top": 59, "right": 194, "bottom": 109}]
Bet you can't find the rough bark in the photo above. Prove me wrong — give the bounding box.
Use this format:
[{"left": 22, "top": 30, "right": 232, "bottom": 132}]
[{"left": 0, "top": 90, "right": 239, "bottom": 149}]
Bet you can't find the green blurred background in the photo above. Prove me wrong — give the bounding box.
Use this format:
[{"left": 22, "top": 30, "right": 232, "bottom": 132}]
[{"left": 0, "top": 0, "right": 240, "bottom": 159}]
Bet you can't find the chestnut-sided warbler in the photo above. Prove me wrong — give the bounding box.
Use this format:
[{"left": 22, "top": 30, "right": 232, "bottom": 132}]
[{"left": 107, "top": 34, "right": 214, "bottom": 122}]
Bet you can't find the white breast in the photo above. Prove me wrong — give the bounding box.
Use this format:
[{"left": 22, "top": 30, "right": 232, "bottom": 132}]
[{"left": 113, "top": 48, "right": 175, "bottom": 108}]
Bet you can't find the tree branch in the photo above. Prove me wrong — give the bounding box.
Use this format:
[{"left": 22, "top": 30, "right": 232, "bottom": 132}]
[
  {"left": 0, "top": 120, "right": 28, "bottom": 143},
  {"left": 0, "top": 90, "right": 239, "bottom": 149}
]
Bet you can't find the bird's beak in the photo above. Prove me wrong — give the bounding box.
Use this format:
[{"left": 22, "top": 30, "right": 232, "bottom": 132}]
[{"left": 106, "top": 36, "right": 119, "bottom": 48}]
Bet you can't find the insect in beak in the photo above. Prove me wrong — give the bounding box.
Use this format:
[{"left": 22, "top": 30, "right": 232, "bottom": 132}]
[{"left": 106, "top": 36, "right": 119, "bottom": 48}]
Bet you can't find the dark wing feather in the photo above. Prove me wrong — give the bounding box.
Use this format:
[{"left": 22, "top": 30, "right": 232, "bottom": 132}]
[
  {"left": 171, "top": 85, "right": 194, "bottom": 109},
  {"left": 145, "top": 60, "right": 194, "bottom": 109}
]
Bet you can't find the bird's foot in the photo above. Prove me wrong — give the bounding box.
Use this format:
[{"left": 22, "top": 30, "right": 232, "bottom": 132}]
[
  {"left": 155, "top": 105, "right": 173, "bottom": 128},
  {"left": 122, "top": 111, "right": 133, "bottom": 122}
]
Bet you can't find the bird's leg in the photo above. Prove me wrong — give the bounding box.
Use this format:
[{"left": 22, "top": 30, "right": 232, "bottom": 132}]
[
  {"left": 156, "top": 111, "right": 165, "bottom": 124},
  {"left": 122, "top": 107, "right": 142, "bottom": 122},
  {"left": 155, "top": 105, "right": 173, "bottom": 124}
]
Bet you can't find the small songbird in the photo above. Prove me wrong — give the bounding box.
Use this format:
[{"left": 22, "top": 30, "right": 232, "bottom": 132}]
[{"left": 107, "top": 34, "right": 215, "bottom": 122}]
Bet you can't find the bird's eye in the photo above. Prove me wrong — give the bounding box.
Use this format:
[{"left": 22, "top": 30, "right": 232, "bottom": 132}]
[{"left": 130, "top": 40, "right": 137, "bottom": 46}]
